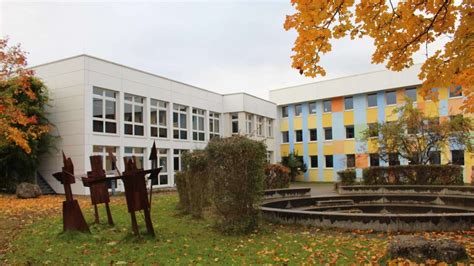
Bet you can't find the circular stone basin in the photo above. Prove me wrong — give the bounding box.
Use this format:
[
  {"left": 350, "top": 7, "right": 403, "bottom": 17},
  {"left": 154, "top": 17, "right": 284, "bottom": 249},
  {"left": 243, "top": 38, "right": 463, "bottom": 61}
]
[{"left": 261, "top": 194, "right": 474, "bottom": 232}]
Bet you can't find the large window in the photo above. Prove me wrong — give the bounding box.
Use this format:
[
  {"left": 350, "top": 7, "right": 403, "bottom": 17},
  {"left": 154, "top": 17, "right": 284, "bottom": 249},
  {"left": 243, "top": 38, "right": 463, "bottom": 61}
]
[
  {"left": 257, "top": 116, "right": 264, "bottom": 136},
  {"left": 369, "top": 153, "right": 380, "bottom": 166},
  {"left": 310, "top": 156, "right": 318, "bottom": 168},
  {"left": 231, "top": 113, "right": 239, "bottom": 134},
  {"left": 309, "top": 129, "right": 317, "bottom": 141},
  {"left": 266, "top": 119, "right": 273, "bottom": 137},
  {"left": 124, "top": 147, "right": 145, "bottom": 169},
  {"left": 386, "top": 91, "right": 396, "bottom": 105},
  {"left": 209, "top": 112, "right": 220, "bottom": 140},
  {"left": 449, "top": 86, "right": 462, "bottom": 98},
  {"left": 150, "top": 99, "right": 168, "bottom": 138},
  {"left": 153, "top": 149, "right": 169, "bottom": 186},
  {"left": 124, "top": 94, "right": 144, "bottom": 136},
  {"left": 346, "top": 154, "right": 355, "bottom": 168},
  {"left": 309, "top": 102, "right": 317, "bottom": 114},
  {"left": 294, "top": 104, "right": 302, "bottom": 116},
  {"left": 173, "top": 149, "right": 187, "bottom": 172},
  {"left": 246, "top": 114, "right": 254, "bottom": 134},
  {"left": 281, "top": 106, "right": 288, "bottom": 118},
  {"left": 282, "top": 131, "right": 289, "bottom": 143},
  {"left": 344, "top": 96, "right": 353, "bottom": 110},
  {"left": 192, "top": 108, "right": 205, "bottom": 141},
  {"left": 428, "top": 151, "right": 441, "bottom": 165},
  {"left": 325, "top": 155, "right": 334, "bottom": 168},
  {"left": 451, "top": 150, "right": 464, "bottom": 165},
  {"left": 345, "top": 125, "right": 354, "bottom": 139},
  {"left": 93, "top": 87, "right": 117, "bottom": 134},
  {"left": 323, "top": 100, "right": 332, "bottom": 112},
  {"left": 367, "top": 93, "right": 377, "bottom": 107},
  {"left": 92, "top": 146, "right": 119, "bottom": 189},
  {"left": 295, "top": 130, "right": 303, "bottom": 142},
  {"left": 324, "top": 127, "right": 333, "bottom": 140},
  {"left": 173, "top": 104, "right": 188, "bottom": 140},
  {"left": 405, "top": 88, "right": 417, "bottom": 102},
  {"left": 388, "top": 153, "right": 400, "bottom": 166},
  {"left": 368, "top": 123, "right": 378, "bottom": 137}
]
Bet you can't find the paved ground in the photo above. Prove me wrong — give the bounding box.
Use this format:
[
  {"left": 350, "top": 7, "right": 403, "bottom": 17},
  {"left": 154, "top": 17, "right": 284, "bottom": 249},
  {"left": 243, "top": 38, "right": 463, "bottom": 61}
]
[{"left": 290, "top": 182, "right": 338, "bottom": 196}]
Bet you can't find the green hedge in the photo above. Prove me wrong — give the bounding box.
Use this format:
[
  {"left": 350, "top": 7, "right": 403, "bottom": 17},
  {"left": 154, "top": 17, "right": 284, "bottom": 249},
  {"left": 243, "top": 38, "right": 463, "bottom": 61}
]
[
  {"left": 362, "top": 165, "right": 464, "bottom": 185},
  {"left": 337, "top": 169, "right": 357, "bottom": 185},
  {"left": 264, "top": 164, "right": 291, "bottom": 189}
]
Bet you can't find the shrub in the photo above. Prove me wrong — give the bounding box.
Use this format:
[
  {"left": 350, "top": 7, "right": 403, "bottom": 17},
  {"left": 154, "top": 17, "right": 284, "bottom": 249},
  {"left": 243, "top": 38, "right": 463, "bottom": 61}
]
[
  {"left": 264, "top": 164, "right": 291, "bottom": 189},
  {"left": 176, "top": 150, "right": 210, "bottom": 218},
  {"left": 207, "top": 135, "right": 266, "bottom": 234},
  {"left": 281, "top": 152, "right": 307, "bottom": 181},
  {"left": 362, "top": 165, "right": 464, "bottom": 185},
  {"left": 337, "top": 169, "right": 357, "bottom": 185}
]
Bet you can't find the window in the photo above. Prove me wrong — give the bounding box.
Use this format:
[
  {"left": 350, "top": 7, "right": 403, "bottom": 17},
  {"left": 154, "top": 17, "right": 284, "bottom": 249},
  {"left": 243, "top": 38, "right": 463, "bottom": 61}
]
[
  {"left": 173, "top": 149, "right": 187, "bottom": 173},
  {"left": 369, "top": 153, "right": 380, "bottom": 166},
  {"left": 266, "top": 151, "right": 273, "bottom": 163},
  {"left": 405, "top": 88, "right": 417, "bottom": 102},
  {"left": 428, "top": 151, "right": 441, "bottom": 165},
  {"left": 386, "top": 91, "right": 396, "bottom": 105},
  {"left": 324, "top": 127, "right": 332, "bottom": 140},
  {"left": 124, "top": 147, "right": 145, "bottom": 169},
  {"left": 368, "top": 123, "right": 378, "bottom": 137},
  {"left": 93, "top": 87, "right": 117, "bottom": 134},
  {"left": 150, "top": 99, "right": 168, "bottom": 138},
  {"left": 325, "top": 155, "right": 334, "bottom": 168},
  {"left": 124, "top": 94, "right": 145, "bottom": 136},
  {"left": 281, "top": 106, "right": 288, "bottom": 118},
  {"left": 282, "top": 131, "right": 289, "bottom": 143},
  {"left": 257, "top": 116, "right": 264, "bottom": 136},
  {"left": 173, "top": 104, "right": 188, "bottom": 140},
  {"left": 192, "top": 108, "right": 205, "bottom": 141},
  {"left": 209, "top": 112, "right": 220, "bottom": 140},
  {"left": 246, "top": 114, "right": 254, "bottom": 134},
  {"left": 449, "top": 86, "right": 462, "bottom": 98},
  {"left": 231, "top": 113, "right": 239, "bottom": 134},
  {"left": 323, "top": 100, "right": 332, "bottom": 112},
  {"left": 367, "top": 93, "right": 377, "bottom": 107},
  {"left": 451, "top": 150, "right": 464, "bottom": 165},
  {"left": 309, "top": 129, "right": 317, "bottom": 141},
  {"left": 309, "top": 102, "right": 317, "bottom": 114},
  {"left": 92, "top": 146, "right": 119, "bottom": 189},
  {"left": 294, "top": 104, "right": 302, "bottom": 116},
  {"left": 266, "top": 119, "right": 273, "bottom": 137},
  {"left": 345, "top": 125, "right": 354, "bottom": 139},
  {"left": 295, "top": 130, "right": 303, "bottom": 142},
  {"left": 344, "top": 96, "right": 353, "bottom": 110},
  {"left": 388, "top": 153, "right": 400, "bottom": 166},
  {"left": 346, "top": 154, "right": 355, "bottom": 168},
  {"left": 310, "top": 156, "right": 318, "bottom": 168},
  {"left": 154, "top": 149, "right": 169, "bottom": 186}
]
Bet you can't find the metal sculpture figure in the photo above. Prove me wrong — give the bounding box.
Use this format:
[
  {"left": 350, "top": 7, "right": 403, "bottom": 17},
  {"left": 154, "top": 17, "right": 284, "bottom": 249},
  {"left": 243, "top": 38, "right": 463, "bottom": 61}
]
[
  {"left": 81, "top": 155, "right": 114, "bottom": 225},
  {"left": 52, "top": 152, "right": 89, "bottom": 232},
  {"left": 148, "top": 141, "right": 158, "bottom": 211}
]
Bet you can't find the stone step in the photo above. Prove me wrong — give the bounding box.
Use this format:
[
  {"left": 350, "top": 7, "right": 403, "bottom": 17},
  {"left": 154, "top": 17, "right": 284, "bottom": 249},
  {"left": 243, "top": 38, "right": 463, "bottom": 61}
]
[
  {"left": 316, "top": 199, "right": 354, "bottom": 207},
  {"left": 36, "top": 172, "right": 56, "bottom": 195}
]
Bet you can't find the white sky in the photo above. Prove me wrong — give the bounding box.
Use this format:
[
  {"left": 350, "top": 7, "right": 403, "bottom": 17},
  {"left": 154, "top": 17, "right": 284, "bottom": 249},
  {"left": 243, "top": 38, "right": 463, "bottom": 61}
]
[{"left": 1, "top": 0, "right": 431, "bottom": 100}]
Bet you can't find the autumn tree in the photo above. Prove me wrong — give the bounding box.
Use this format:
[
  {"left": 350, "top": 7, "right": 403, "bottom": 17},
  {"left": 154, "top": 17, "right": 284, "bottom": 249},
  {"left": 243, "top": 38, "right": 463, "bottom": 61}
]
[
  {"left": 284, "top": 0, "right": 473, "bottom": 111},
  {"left": 0, "top": 38, "right": 53, "bottom": 192},
  {"left": 361, "top": 100, "right": 473, "bottom": 165}
]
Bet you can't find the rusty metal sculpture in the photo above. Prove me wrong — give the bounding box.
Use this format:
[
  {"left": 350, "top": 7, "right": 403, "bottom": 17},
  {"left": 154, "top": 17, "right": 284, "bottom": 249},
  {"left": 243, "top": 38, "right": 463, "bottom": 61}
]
[
  {"left": 52, "top": 152, "right": 89, "bottom": 233},
  {"left": 81, "top": 155, "right": 114, "bottom": 225}
]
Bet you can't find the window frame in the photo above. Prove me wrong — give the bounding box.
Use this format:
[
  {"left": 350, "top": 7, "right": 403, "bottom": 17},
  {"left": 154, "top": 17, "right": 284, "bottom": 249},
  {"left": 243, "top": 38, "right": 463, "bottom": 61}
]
[
  {"left": 173, "top": 104, "right": 188, "bottom": 140},
  {"left": 209, "top": 111, "right": 221, "bottom": 140},
  {"left": 309, "top": 102, "right": 317, "bottom": 114},
  {"left": 385, "top": 90, "right": 397, "bottom": 105},
  {"left": 124, "top": 93, "right": 145, "bottom": 136},
  {"left": 281, "top": 106, "right": 289, "bottom": 118},
  {"left": 344, "top": 96, "right": 353, "bottom": 110},
  {"left": 246, "top": 113, "right": 254, "bottom": 134},
  {"left": 266, "top": 119, "right": 273, "bottom": 138},
  {"left": 231, "top": 113, "right": 239, "bottom": 134},
  {"left": 295, "top": 130, "right": 303, "bottom": 143},
  {"left": 323, "top": 100, "right": 332, "bottom": 113},
  {"left": 325, "top": 155, "right": 334, "bottom": 168},
  {"left": 282, "top": 131, "right": 289, "bottom": 143},
  {"left": 449, "top": 86, "right": 463, "bottom": 98},
  {"left": 257, "top": 116, "right": 264, "bottom": 136},
  {"left": 405, "top": 88, "right": 417, "bottom": 102},
  {"left": 367, "top": 93, "right": 377, "bottom": 108},
  {"left": 309, "top": 128, "right": 317, "bottom": 142},
  {"left": 92, "top": 87, "right": 118, "bottom": 134},
  {"left": 346, "top": 154, "right": 356, "bottom": 168},
  {"left": 192, "top": 108, "right": 206, "bottom": 142},
  {"left": 345, "top": 125, "right": 355, "bottom": 139},
  {"left": 451, "top": 150, "right": 465, "bottom": 165},
  {"left": 324, "top": 127, "right": 333, "bottom": 141},
  {"left": 310, "top": 155, "right": 318, "bottom": 168},
  {"left": 124, "top": 147, "right": 146, "bottom": 170},
  {"left": 150, "top": 99, "right": 168, "bottom": 139}
]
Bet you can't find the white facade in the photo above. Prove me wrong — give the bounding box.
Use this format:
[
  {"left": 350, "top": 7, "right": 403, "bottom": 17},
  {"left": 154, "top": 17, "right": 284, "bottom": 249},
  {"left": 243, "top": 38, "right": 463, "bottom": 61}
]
[{"left": 34, "top": 55, "right": 277, "bottom": 195}]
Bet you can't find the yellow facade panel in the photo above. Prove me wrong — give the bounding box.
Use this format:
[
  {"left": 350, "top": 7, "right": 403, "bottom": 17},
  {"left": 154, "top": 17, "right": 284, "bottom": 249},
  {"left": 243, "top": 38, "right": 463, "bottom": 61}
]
[
  {"left": 280, "top": 119, "right": 289, "bottom": 131},
  {"left": 308, "top": 169, "right": 318, "bottom": 182},
  {"left": 323, "top": 143, "right": 334, "bottom": 155},
  {"left": 322, "top": 113, "right": 332, "bottom": 127},
  {"left": 465, "top": 152, "right": 473, "bottom": 183},
  {"left": 280, "top": 144, "right": 290, "bottom": 156},
  {"left": 367, "top": 108, "right": 378, "bottom": 123},
  {"left": 344, "top": 140, "right": 356, "bottom": 154},
  {"left": 293, "top": 117, "right": 303, "bottom": 130},
  {"left": 295, "top": 174, "right": 305, "bottom": 182},
  {"left": 439, "top": 88, "right": 448, "bottom": 100},
  {"left": 385, "top": 106, "right": 398, "bottom": 121},
  {"left": 423, "top": 101, "right": 439, "bottom": 117},
  {"left": 294, "top": 143, "right": 304, "bottom": 155},
  {"left": 308, "top": 143, "right": 318, "bottom": 155},
  {"left": 343, "top": 111, "right": 354, "bottom": 125},
  {"left": 323, "top": 169, "right": 334, "bottom": 181},
  {"left": 367, "top": 138, "right": 378, "bottom": 153},
  {"left": 308, "top": 115, "right": 317, "bottom": 128}
]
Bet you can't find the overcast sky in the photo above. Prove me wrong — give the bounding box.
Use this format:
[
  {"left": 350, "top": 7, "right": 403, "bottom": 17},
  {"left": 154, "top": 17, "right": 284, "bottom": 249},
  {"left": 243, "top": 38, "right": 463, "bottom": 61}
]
[{"left": 1, "top": 0, "right": 425, "bottom": 100}]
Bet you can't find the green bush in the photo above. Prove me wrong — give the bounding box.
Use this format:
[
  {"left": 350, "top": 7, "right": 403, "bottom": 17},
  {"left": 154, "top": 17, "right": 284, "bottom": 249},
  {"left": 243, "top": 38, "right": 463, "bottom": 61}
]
[
  {"left": 337, "top": 169, "right": 357, "bottom": 185},
  {"left": 174, "top": 171, "right": 190, "bottom": 212},
  {"left": 362, "top": 165, "right": 464, "bottom": 185},
  {"left": 207, "top": 135, "right": 266, "bottom": 234},
  {"left": 264, "top": 163, "right": 291, "bottom": 189}
]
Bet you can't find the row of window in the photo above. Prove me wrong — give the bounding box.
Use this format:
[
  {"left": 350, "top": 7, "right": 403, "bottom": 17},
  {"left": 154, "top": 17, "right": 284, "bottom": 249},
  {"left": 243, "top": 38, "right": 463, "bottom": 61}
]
[
  {"left": 92, "top": 87, "right": 221, "bottom": 141},
  {"left": 281, "top": 87, "right": 463, "bottom": 118},
  {"left": 283, "top": 150, "right": 465, "bottom": 170},
  {"left": 231, "top": 113, "right": 274, "bottom": 137},
  {"left": 282, "top": 126, "right": 355, "bottom": 143}
]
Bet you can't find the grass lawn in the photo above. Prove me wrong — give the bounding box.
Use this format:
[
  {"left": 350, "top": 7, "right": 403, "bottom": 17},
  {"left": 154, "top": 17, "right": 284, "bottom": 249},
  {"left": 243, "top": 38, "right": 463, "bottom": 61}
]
[{"left": 1, "top": 193, "right": 473, "bottom": 264}]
